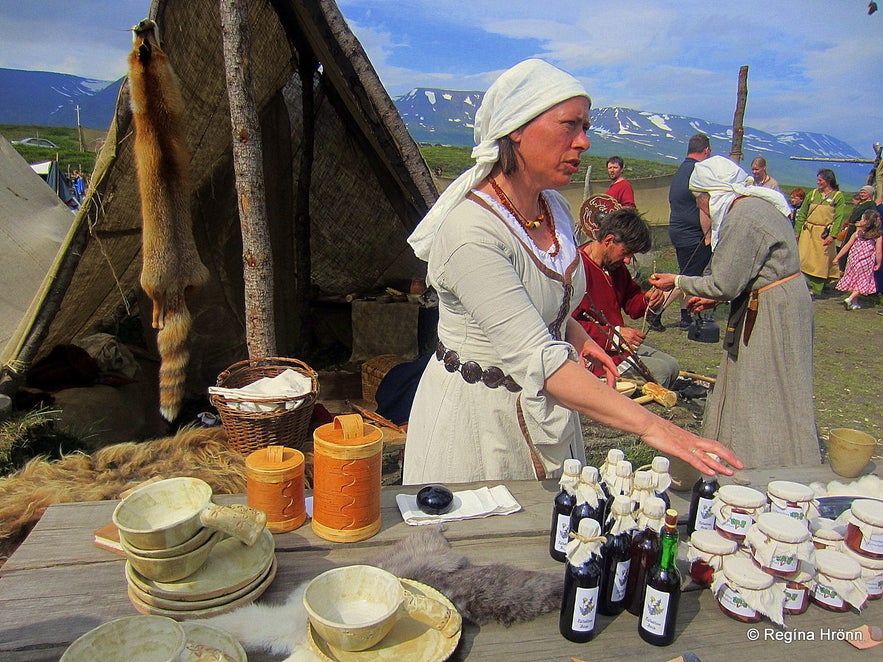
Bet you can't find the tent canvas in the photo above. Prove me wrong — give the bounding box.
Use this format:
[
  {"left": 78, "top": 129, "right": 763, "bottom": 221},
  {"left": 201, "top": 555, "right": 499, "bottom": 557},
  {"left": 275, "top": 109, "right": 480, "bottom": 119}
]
[
  {"left": 0, "top": 136, "right": 75, "bottom": 367},
  {"left": 0, "top": 0, "right": 437, "bottom": 408}
]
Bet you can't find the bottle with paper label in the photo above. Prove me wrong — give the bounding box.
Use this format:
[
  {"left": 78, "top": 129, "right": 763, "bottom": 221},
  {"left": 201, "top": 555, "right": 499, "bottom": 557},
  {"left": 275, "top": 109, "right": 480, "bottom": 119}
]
[
  {"left": 639, "top": 508, "right": 682, "bottom": 646},
  {"left": 559, "top": 518, "right": 605, "bottom": 643},
  {"left": 687, "top": 461, "right": 719, "bottom": 535},
  {"left": 599, "top": 494, "right": 637, "bottom": 615},
  {"left": 549, "top": 459, "right": 582, "bottom": 562}
]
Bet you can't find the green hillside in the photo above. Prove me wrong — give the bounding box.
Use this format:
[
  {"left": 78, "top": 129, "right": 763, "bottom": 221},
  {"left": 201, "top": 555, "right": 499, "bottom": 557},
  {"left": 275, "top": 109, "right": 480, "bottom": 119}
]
[{"left": 1, "top": 124, "right": 103, "bottom": 178}]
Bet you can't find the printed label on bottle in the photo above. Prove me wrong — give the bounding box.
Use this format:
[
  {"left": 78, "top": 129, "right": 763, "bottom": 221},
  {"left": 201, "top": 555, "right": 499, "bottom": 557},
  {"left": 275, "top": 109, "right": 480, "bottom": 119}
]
[
  {"left": 813, "top": 583, "right": 844, "bottom": 608},
  {"left": 784, "top": 586, "right": 806, "bottom": 609},
  {"left": 695, "top": 497, "right": 716, "bottom": 530},
  {"left": 612, "top": 559, "right": 631, "bottom": 602},
  {"left": 570, "top": 586, "right": 599, "bottom": 632},
  {"left": 859, "top": 532, "right": 883, "bottom": 555},
  {"left": 718, "top": 512, "right": 753, "bottom": 536},
  {"left": 771, "top": 502, "right": 806, "bottom": 521},
  {"left": 719, "top": 585, "right": 756, "bottom": 617},
  {"left": 640, "top": 585, "right": 670, "bottom": 636},
  {"left": 554, "top": 513, "right": 571, "bottom": 553}
]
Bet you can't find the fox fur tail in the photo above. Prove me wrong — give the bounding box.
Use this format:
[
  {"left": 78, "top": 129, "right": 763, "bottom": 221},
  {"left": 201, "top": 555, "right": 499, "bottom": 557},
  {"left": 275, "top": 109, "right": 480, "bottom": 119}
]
[{"left": 156, "top": 296, "right": 192, "bottom": 422}]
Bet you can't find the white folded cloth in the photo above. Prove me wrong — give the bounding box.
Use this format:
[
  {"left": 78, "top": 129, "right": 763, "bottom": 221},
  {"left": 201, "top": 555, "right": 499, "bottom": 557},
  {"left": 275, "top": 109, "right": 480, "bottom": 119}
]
[
  {"left": 208, "top": 369, "right": 312, "bottom": 412},
  {"left": 396, "top": 485, "right": 521, "bottom": 525}
]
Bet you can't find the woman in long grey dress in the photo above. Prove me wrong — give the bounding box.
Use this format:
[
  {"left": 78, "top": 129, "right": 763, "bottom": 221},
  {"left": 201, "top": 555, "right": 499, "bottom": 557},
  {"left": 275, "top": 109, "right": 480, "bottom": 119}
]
[
  {"left": 402, "top": 60, "right": 742, "bottom": 485},
  {"left": 650, "top": 156, "right": 820, "bottom": 469}
]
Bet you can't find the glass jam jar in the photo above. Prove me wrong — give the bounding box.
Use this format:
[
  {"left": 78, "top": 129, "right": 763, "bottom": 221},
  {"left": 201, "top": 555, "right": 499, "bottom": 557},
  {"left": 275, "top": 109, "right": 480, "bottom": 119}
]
[
  {"left": 745, "top": 512, "right": 814, "bottom": 579},
  {"left": 845, "top": 499, "right": 883, "bottom": 560},
  {"left": 810, "top": 518, "right": 845, "bottom": 550},
  {"left": 839, "top": 543, "right": 883, "bottom": 601},
  {"left": 711, "top": 556, "right": 782, "bottom": 625},
  {"left": 810, "top": 548, "right": 867, "bottom": 613},
  {"left": 711, "top": 485, "right": 767, "bottom": 543},
  {"left": 780, "top": 563, "right": 815, "bottom": 615},
  {"left": 766, "top": 480, "right": 817, "bottom": 526},
  {"left": 687, "top": 528, "right": 738, "bottom": 587}
]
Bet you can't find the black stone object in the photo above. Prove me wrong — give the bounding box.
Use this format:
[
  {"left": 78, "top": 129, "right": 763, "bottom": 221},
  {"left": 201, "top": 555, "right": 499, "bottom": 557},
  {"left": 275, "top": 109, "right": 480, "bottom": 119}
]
[{"left": 416, "top": 484, "right": 454, "bottom": 515}]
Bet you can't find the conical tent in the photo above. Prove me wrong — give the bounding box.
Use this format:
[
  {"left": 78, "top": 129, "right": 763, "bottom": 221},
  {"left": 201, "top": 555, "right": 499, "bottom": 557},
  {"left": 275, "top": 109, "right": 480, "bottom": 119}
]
[{"left": 0, "top": 0, "right": 437, "bottom": 403}]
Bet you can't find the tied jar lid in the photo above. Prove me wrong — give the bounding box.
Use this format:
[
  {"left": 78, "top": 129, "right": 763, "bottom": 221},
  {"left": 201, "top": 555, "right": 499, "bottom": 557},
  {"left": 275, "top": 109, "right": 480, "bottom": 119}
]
[
  {"left": 755, "top": 512, "right": 811, "bottom": 544},
  {"left": 814, "top": 548, "right": 862, "bottom": 580},
  {"left": 839, "top": 542, "right": 883, "bottom": 571},
  {"left": 787, "top": 561, "right": 817, "bottom": 585},
  {"left": 717, "top": 484, "right": 767, "bottom": 510},
  {"left": 767, "top": 480, "right": 815, "bottom": 503},
  {"left": 850, "top": 499, "right": 883, "bottom": 528},
  {"left": 690, "top": 529, "right": 739, "bottom": 556},
  {"left": 722, "top": 556, "right": 774, "bottom": 591}
]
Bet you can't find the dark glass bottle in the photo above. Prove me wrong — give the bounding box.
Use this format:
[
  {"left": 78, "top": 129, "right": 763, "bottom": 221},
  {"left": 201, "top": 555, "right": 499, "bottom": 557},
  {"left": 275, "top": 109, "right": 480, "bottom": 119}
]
[
  {"left": 624, "top": 497, "right": 666, "bottom": 616},
  {"left": 598, "top": 495, "right": 635, "bottom": 616},
  {"left": 559, "top": 518, "right": 604, "bottom": 643},
  {"left": 550, "top": 459, "right": 582, "bottom": 562},
  {"left": 639, "top": 509, "right": 682, "bottom": 646},
  {"left": 687, "top": 473, "right": 719, "bottom": 535},
  {"left": 570, "top": 466, "right": 607, "bottom": 534}
]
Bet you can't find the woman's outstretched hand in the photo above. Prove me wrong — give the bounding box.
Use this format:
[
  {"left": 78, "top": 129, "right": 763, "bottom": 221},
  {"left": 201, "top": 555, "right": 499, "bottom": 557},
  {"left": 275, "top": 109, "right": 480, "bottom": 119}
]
[{"left": 639, "top": 416, "right": 744, "bottom": 477}]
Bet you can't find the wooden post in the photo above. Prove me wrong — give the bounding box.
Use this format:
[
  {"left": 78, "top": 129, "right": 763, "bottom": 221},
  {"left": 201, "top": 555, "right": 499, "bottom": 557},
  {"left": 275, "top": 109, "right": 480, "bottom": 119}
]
[
  {"left": 219, "top": 0, "right": 276, "bottom": 357},
  {"left": 730, "top": 65, "right": 749, "bottom": 164},
  {"left": 582, "top": 165, "right": 593, "bottom": 202}
]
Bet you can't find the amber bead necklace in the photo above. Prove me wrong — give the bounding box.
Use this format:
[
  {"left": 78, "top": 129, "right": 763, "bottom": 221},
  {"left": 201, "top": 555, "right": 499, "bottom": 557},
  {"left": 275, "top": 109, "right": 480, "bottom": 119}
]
[{"left": 488, "top": 177, "right": 560, "bottom": 257}]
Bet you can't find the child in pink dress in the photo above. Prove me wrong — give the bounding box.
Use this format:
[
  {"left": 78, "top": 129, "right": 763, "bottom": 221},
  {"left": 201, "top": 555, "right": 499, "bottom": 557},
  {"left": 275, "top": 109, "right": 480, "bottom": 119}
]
[{"left": 834, "top": 209, "right": 882, "bottom": 310}]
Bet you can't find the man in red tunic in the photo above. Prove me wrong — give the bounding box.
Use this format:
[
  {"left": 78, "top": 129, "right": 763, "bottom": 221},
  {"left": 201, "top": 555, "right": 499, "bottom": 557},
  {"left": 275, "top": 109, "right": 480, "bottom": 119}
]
[
  {"left": 606, "top": 156, "right": 636, "bottom": 208},
  {"left": 573, "top": 208, "right": 679, "bottom": 387}
]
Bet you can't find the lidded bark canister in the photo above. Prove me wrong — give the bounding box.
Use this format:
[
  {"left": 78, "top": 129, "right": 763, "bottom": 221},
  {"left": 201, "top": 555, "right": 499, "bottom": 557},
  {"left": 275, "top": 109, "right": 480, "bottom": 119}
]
[
  {"left": 246, "top": 445, "right": 306, "bottom": 533},
  {"left": 312, "top": 414, "right": 384, "bottom": 542}
]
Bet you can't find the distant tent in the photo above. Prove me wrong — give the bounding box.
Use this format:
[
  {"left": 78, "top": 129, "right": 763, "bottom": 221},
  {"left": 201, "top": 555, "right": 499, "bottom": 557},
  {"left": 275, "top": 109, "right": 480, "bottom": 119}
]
[
  {"left": 30, "top": 160, "right": 77, "bottom": 208},
  {"left": 0, "top": 136, "right": 75, "bottom": 367},
  {"left": 0, "top": 0, "right": 437, "bottom": 406}
]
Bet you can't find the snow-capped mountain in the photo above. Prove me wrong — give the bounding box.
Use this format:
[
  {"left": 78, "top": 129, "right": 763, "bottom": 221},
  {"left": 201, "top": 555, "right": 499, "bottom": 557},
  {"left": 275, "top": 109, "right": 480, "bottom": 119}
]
[
  {"left": 0, "top": 68, "right": 122, "bottom": 130},
  {"left": 394, "top": 88, "right": 871, "bottom": 189}
]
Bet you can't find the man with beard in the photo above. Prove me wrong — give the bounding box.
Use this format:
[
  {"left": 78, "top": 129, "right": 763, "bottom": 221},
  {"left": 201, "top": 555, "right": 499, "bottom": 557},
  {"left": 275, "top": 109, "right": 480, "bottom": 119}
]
[
  {"left": 572, "top": 207, "right": 679, "bottom": 387},
  {"left": 606, "top": 156, "right": 636, "bottom": 208}
]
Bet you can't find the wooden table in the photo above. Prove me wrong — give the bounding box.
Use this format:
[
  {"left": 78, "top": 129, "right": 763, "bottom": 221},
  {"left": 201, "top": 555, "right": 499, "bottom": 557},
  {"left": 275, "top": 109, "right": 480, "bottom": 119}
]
[{"left": 1, "top": 464, "right": 881, "bottom": 661}]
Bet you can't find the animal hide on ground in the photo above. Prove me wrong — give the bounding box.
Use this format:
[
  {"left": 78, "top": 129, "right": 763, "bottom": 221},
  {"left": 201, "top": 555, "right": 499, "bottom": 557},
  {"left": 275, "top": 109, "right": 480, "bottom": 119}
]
[
  {"left": 202, "top": 526, "right": 562, "bottom": 660},
  {"left": 0, "top": 426, "right": 244, "bottom": 562},
  {"left": 128, "top": 19, "right": 210, "bottom": 422}
]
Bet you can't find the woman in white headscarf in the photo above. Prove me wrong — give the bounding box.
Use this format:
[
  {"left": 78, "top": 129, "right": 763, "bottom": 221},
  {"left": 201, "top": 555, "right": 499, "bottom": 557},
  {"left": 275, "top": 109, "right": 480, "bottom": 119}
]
[
  {"left": 403, "top": 60, "right": 742, "bottom": 485},
  {"left": 650, "top": 156, "right": 820, "bottom": 469}
]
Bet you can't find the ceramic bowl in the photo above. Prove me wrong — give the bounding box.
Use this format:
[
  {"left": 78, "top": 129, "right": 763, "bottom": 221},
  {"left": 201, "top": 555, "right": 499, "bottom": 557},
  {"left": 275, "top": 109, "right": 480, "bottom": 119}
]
[
  {"left": 60, "top": 615, "right": 185, "bottom": 662},
  {"left": 125, "top": 530, "right": 224, "bottom": 582},
  {"left": 180, "top": 622, "right": 247, "bottom": 662},
  {"left": 120, "top": 526, "right": 214, "bottom": 560}
]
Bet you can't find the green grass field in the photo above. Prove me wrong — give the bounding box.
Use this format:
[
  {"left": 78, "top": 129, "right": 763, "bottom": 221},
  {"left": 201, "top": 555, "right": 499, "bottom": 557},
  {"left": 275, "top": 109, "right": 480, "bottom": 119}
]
[{"left": 1, "top": 124, "right": 102, "bottom": 178}]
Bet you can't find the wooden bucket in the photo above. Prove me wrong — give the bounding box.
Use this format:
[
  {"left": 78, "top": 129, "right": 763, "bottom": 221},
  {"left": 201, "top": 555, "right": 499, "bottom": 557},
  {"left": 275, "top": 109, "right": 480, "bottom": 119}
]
[
  {"left": 312, "top": 414, "right": 383, "bottom": 542},
  {"left": 245, "top": 445, "right": 306, "bottom": 533}
]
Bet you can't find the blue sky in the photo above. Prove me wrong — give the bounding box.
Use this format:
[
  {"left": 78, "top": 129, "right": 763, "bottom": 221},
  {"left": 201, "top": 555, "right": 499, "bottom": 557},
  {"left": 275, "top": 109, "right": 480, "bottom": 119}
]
[{"left": 0, "top": 0, "right": 879, "bottom": 154}]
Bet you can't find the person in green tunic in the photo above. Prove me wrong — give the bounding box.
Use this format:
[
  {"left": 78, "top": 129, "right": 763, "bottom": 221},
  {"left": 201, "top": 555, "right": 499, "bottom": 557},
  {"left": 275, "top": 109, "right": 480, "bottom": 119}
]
[{"left": 795, "top": 168, "right": 846, "bottom": 296}]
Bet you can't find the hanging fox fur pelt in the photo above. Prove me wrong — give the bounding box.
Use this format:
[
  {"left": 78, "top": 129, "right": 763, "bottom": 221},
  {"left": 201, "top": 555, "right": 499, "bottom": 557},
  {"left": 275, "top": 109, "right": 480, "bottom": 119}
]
[{"left": 128, "top": 19, "right": 210, "bottom": 422}]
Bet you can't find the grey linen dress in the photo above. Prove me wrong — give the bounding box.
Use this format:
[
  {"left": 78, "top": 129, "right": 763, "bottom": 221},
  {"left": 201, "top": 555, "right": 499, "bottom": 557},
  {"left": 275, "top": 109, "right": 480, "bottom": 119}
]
[
  {"left": 402, "top": 191, "right": 588, "bottom": 485},
  {"left": 678, "top": 197, "right": 820, "bottom": 469}
]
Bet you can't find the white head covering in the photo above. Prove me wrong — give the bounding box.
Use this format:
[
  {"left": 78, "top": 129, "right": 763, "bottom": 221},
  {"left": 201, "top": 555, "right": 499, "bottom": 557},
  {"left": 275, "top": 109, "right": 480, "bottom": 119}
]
[
  {"left": 689, "top": 155, "right": 791, "bottom": 249},
  {"left": 407, "top": 59, "right": 589, "bottom": 261}
]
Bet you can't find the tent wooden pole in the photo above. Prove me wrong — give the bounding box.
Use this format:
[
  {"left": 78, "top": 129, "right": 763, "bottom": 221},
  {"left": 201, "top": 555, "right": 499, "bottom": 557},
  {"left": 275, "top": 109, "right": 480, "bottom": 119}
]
[
  {"left": 219, "top": 0, "right": 276, "bottom": 358},
  {"left": 730, "top": 65, "right": 749, "bottom": 164}
]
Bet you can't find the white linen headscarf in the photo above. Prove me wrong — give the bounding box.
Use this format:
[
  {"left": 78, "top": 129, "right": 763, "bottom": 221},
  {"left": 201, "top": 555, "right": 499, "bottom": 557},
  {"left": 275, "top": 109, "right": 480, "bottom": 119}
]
[
  {"left": 407, "top": 59, "right": 590, "bottom": 261},
  {"left": 689, "top": 155, "right": 791, "bottom": 249}
]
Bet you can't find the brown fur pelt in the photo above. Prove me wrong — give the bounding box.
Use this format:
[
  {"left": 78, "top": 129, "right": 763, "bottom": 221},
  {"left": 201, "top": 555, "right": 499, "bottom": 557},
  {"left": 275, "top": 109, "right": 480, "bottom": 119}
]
[
  {"left": 128, "top": 19, "right": 210, "bottom": 422},
  {"left": 371, "top": 525, "right": 563, "bottom": 626},
  {"left": 0, "top": 426, "right": 245, "bottom": 562}
]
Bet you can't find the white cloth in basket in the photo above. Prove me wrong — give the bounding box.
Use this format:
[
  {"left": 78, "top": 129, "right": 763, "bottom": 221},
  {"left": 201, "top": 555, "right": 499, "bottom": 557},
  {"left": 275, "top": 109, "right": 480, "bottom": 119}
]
[{"left": 208, "top": 369, "right": 312, "bottom": 412}]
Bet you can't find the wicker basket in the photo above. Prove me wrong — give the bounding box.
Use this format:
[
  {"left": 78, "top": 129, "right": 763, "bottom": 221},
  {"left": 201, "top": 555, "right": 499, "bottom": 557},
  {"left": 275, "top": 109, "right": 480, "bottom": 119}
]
[
  {"left": 210, "top": 357, "right": 318, "bottom": 455},
  {"left": 361, "top": 354, "right": 406, "bottom": 404}
]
